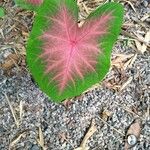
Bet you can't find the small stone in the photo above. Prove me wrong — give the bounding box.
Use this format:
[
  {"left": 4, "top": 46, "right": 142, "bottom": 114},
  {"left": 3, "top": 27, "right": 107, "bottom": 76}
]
[
  {"left": 127, "top": 134, "right": 137, "bottom": 146},
  {"left": 143, "top": 1, "right": 148, "bottom": 7},
  {"left": 31, "top": 145, "right": 41, "bottom": 150},
  {"left": 0, "top": 126, "right": 6, "bottom": 133}
]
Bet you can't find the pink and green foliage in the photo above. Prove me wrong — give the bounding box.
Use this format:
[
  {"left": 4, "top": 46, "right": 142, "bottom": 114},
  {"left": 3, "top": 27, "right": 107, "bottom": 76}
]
[
  {"left": 40, "top": 6, "right": 112, "bottom": 93},
  {"left": 15, "top": 0, "right": 124, "bottom": 102}
]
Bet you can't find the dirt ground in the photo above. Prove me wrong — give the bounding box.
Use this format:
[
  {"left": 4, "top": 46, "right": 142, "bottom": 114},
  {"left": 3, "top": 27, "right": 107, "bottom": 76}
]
[{"left": 0, "top": 0, "right": 150, "bottom": 150}]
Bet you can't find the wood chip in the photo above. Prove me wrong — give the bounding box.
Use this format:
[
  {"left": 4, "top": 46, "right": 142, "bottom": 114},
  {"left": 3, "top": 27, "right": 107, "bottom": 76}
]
[
  {"left": 141, "top": 13, "right": 150, "bottom": 22},
  {"left": 128, "top": 54, "right": 137, "bottom": 68},
  {"left": 120, "top": 76, "right": 133, "bottom": 91},
  {"left": 100, "top": 110, "right": 112, "bottom": 121}
]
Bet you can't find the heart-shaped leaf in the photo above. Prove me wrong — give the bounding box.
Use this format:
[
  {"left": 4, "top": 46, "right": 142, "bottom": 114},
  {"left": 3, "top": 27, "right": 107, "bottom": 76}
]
[{"left": 26, "top": 0, "right": 124, "bottom": 102}]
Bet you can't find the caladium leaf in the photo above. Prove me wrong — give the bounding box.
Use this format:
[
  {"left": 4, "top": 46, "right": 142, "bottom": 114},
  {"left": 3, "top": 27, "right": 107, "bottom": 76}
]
[
  {"left": 15, "top": 0, "right": 43, "bottom": 11},
  {"left": 27, "top": 0, "right": 124, "bottom": 102},
  {"left": 41, "top": 7, "right": 112, "bottom": 94}
]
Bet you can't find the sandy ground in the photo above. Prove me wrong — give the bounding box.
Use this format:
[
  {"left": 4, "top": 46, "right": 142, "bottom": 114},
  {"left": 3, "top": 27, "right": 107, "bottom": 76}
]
[{"left": 0, "top": 0, "right": 150, "bottom": 150}]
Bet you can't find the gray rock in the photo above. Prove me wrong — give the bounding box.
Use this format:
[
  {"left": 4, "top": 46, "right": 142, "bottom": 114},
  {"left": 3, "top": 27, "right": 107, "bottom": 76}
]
[{"left": 31, "top": 145, "right": 41, "bottom": 150}]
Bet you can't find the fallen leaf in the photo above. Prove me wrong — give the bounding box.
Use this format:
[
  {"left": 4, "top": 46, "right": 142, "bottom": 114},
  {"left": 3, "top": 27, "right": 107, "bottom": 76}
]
[
  {"left": 112, "top": 53, "right": 134, "bottom": 70},
  {"left": 1, "top": 53, "right": 19, "bottom": 70},
  {"left": 125, "top": 118, "right": 142, "bottom": 150}
]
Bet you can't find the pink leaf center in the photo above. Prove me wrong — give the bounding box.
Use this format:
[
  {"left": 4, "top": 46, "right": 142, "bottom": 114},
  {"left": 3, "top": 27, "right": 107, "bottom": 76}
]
[{"left": 40, "top": 6, "right": 112, "bottom": 93}]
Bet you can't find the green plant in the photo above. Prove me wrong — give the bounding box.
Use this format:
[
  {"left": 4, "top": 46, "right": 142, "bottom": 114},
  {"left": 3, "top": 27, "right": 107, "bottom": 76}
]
[{"left": 15, "top": 0, "right": 124, "bottom": 102}]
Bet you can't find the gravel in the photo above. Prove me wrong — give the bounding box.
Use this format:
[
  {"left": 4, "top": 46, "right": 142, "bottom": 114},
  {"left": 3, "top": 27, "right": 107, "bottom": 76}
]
[{"left": 0, "top": 0, "right": 150, "bottom": 150}]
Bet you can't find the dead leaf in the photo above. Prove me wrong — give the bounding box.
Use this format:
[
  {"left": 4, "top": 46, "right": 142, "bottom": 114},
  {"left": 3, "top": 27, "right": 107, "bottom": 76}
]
[
  {"left": 1, "top": 53, "right": 19, "bottom": 70},
  {"left": 125, "top": 118, "right": 142, "bottom": 150},
  {"left": 112, "top": 53, "right": 135, "bottom": 70}
]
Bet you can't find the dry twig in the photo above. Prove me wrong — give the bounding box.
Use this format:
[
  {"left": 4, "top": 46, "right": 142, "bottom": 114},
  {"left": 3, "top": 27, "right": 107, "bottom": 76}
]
[
  {"left": 75, "top": 119, "right": 97, "bottom": 150},
  {"left": 9, "top": 132, "right": 26, "bottom": 150},
  {"left": 4, "top": 93, "right": 20, "bottom": 128},
  {"left": 37, "top": 126, "right": 46, "bottom": 150}
]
